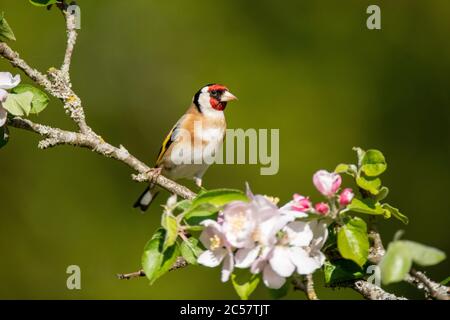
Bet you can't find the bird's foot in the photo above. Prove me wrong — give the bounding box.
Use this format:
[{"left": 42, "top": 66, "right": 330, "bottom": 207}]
[{"left": 146, "top": 167, "right": 162, "bottom": 183}]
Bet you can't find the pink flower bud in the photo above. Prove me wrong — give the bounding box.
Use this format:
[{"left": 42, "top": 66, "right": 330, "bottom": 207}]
[
  {"left": 339, "top": 188, "right": 354, "bottom": 206},
  {"left": 292, "top": 194, "right": 312, "bottom": 212},
  {"left": 313, "top": 170, "right": 342, "bottom": 197},
  {"left": 314, "top": 202, "right": 330, "bottom": 215}
]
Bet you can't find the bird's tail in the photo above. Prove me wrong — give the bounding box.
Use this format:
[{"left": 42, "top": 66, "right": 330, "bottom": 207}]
[{"left": 133, "top": 184, "right": 160, "bottom": 212}]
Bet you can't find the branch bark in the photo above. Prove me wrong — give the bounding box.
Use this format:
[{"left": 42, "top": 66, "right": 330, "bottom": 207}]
[{"left": 351, "top": 280, "right": 407, "bottom": 300}]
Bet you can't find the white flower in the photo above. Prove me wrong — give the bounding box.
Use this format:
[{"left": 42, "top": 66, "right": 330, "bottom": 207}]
[
  {"left": 221, "top": 201, "right": 256, "bottom": 248},
  {"left": 250, "top": 247, "right": 287, "bottom": 289},
  {"left": 0, "top": 72, "right": 21, "bottom": 90},
  {"left": 0, "top": 72, "right": 21, "bottom": 127},
  {"left": 0, "top": 90, "right": 7, "bottom": 127},
  {"left": 197, "top": 219, "right": 234, "bottom": 282},
  {"left": 246, "top": 220, "right": 328, "bottom": 289},
  {"left": 284, "top": 220, "right": 328, "bottom": 275}
]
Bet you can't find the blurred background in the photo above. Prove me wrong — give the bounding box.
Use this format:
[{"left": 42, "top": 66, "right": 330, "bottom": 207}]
[{"left": 0, "top": 0, "right": 448, "bottom": 299}]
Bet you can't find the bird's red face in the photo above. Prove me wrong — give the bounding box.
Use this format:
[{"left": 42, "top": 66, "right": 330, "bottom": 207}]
[
  {"left": 207, "top": 84, "right": 237, "bottom": 111},
  {"left": 194, "top": 83, "right": 238, "bottom": 113}
]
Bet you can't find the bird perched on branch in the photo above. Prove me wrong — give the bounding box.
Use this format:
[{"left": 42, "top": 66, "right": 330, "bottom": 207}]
[{"left": 134, "top": 83, "right": 238, "bottom": 211}]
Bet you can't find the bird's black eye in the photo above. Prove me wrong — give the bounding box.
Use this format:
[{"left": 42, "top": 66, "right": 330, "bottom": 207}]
[{"left": 210, "top": 90, "right": 218, "bottom": 96}]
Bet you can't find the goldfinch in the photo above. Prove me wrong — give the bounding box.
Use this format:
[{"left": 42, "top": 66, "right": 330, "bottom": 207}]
[{"left": 134, "top": 84, "right": 238, "bottom": 211}]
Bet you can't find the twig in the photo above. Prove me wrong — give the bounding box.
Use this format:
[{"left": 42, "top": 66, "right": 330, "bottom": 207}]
[
  {"left": 7, "top": 117, "right": 196, "bottom": 200},
  {"left": 61, "top": 10, "right": 77, "bottom": 76},
  {"left": 409, "top": 269, "right": 449, "bottom": 300},
  {"left": 367, "top": 216, "right": 385, "bottom": 264},
  {"left": 117, "top": 270, "right": 145, "bottom": 280},
  {"left": 292, "top": 275, "right": 319, "bottom": 300},
  {"left": 351, "top": 280, "right": 407, "bottom": 300},
  {"left": 305, "top": 274, "right": 319, "bottom": 300},
  {"left": 117, "top": 257, "right": 189, "bottom": 280}
]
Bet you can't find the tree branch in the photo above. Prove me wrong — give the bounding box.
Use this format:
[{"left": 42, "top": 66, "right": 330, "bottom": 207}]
[
  {"left": 408, "top": 269, "right": 449, "bottom": 300},
  {"left": 351, "top": 280, "right": 407, "bottom": 300},
  {"left": 61, "top": 10, "right": 77, "bottom": 76},
  {"left": 292, "top": 275, "right": 319, "bottom": 300},
  {"left": 117, "top": 257, "right": 189, "bottom": 280},
  {"left": 7, "top": 117, "right": 196, "bottom": 199}
]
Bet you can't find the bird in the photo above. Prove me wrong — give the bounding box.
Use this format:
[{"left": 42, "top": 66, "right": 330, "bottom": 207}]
[{"left": 134, "top": 83, "right": 238, "bottom": 212}]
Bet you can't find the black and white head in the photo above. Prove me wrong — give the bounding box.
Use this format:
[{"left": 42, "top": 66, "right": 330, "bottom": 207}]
[{"left": 193, "top": 84, "right": 237, "bottom": 116}]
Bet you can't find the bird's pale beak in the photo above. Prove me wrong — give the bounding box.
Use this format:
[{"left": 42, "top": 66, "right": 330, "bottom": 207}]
[{"left": 221, "top": 91, "right": 238, "bottom": 102}]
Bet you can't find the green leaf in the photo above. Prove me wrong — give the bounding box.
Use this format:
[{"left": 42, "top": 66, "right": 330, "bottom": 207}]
[
  {"left": 231, "top": 273, "right": 260, "bottom": 300},
  {"left": 161, "top": 213, "right": 178, "bottom": 250},
  {"left": 0, "top": 12, "right": 16, "bottom": 41},
  {"left": 29, "top": 0, "right": 59, "bottom": 6},
  {"left": 11, "top": 84, "right": 49, "bottom": 114},
  {"left": 173, "top": 199, "right": 192, "bottom": 212},
  {"left": 2, "top": 92, "right": 33, "bottom": 116},
  {"left": 141, "top": 229, "right": 180, "bottom": 284},
  {"left": 191, "top": 188, "right": 248, "bottom": 208},
  {"left": 382, "top": 203, "right": 408, "bottom": 225},
  {"left": 379, "top": 241, "right": 412, "bottom": 285},
  {"left": 440, "top": 276, "right": 450, "bottom": 285},
  {"left": 180, "top": 237, "right": 203, "bottom": 265},
  {"left": 375, "top": 186, "right": 389, "bottom": 202},
  {"left": 379, "top": 240, "right": 446, "bottom": 285},
  {"left": 401, "top": 240, "right": 446, "bottom": 266},
  {"left": 337, "top": 217, "right": 369, "bottom": 267},
  {"left": 361, "top": 149, "right": 387, "bottom": 177},
  {"left": 324, "top": 260, "right": 365, "bottom": 285},
  {"left": 184, "top": 203, "right": 219, "bottom": 226},
  {"left": 0, "top": 125, "right": 9, "bottom": 149},
  {"left": 356, "top": 175, "right": 381, "bottom": 195},
  {"left": 183, "top": 189, "right": 247, "bottom": 226},
  {"left": 335, "top": 163, "right": 357, "bottom": 176},
  {"left": 352, "top": 147, "right": 366, "bottom": 167},
  {"left": 347, "top": 197, "right": 387, "bottom": 217},
  {"left": 335, "top": 163, "right": 349, "bottom": 173}
]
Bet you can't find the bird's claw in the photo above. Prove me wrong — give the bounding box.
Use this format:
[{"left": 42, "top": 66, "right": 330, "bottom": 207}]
[{"left": 146, "top": 167, "right": 162, "bottom": 183}]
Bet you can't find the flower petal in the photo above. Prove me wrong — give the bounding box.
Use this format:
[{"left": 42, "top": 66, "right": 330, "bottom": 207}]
[
  {"left": 309, "top": 220, "right": 329, "bottom": 250},
  {"left": 0, "top": 88, "right": 8, "bottom": 102},
  {"left": 0, "top": 72, "right": 20, "bottom": 90},
  {"left": 279, "top": 201, "right": 308, "bottom": 218},
  {"left": 0, "top": 106, "right": 7, "bottom": 127},
  {"left": 269, "top": 246, "right": 296, "bottom": 277},
  {"left": 197, "top": 249, "right": 226, "bottom": 267},
  {"left": 221, "top": 252, "right": 234, "bottom": 282},
  {"left": 256, "top": 214, "right": 292, "bottom": 246},
  {"left": 222, "top": 202, "right": 255, "bottom": 248},
  {"left": 285, "top": 221, "right": 313, "bottom": 246},
  {"left": 288, "top": 247, "right": 321, "bottom": 275},
  {"left": 235, "top": 246, "right": 260, "bottom": 268},
  {"left": 263, "top": 264, "right": 286, "bottom": 289}
]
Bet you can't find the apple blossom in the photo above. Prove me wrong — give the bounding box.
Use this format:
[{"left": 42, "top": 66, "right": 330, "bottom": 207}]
[
  {"left": 199, "top": 185, "right": 329, "bottom": 290},
  {"left": 292, "top": 194, "right": 312, "bottom": 212},
  {"left": 0, "top": 72, "right": 21, "bottom": 127},
  {"left": 339, "top": 188, "right": 354, "bottom": 206},
  {"left": 286, "top": 220, "right": 328, "bottom": 275},
  {"left": 313, "top": 170, "right": 342, "bottom": 197},
  {"left": 314, "top": 202, "right": 330, "bottom": 215},
  {"left": 247, "top": 221, "right": 328, "bottom": 288},
  {"left": 197, "top": 219, "right": 234, "bottom": 282},
  {"left": 279, "top": 194, "right": 310, "bottom": 219}
]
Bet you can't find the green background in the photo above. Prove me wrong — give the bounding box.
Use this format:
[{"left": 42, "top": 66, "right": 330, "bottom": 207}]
[{"left": 0, "top": 0, "right": 448, "bottom": 299}]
